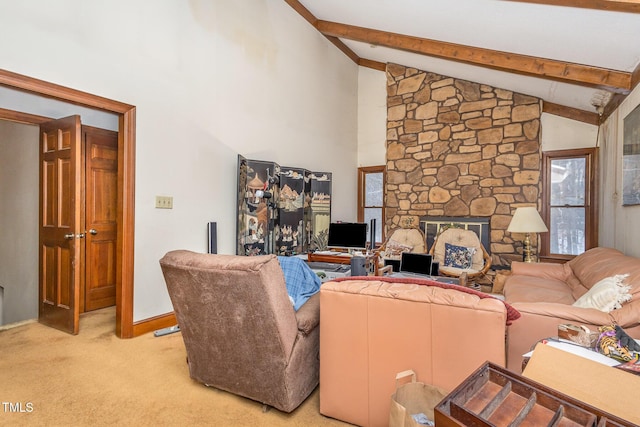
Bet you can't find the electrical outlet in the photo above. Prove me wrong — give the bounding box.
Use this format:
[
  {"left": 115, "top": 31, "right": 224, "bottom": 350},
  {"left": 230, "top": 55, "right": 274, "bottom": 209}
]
[{"left": 155, "top": 196, "right": 173, "bottom": 209}]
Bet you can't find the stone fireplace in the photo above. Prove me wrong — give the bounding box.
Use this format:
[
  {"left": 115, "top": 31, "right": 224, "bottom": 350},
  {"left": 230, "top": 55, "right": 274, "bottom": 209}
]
[{"left": 385, "top": 63, "right": 542, "bottom": 266}]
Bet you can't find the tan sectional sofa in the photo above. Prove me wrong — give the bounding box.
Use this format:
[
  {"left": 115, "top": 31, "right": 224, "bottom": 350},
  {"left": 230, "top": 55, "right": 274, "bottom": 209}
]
[
  {"left": 319, "top": 277, "right": 513, "bottom": 427},
  {"left": 504, "top": 247, "right": 640, "bottom": 372}
]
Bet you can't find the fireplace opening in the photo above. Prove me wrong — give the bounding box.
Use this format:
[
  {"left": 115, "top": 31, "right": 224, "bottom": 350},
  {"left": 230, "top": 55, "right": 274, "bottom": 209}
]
[{"left": 420, "top": 216, "right": 490, "bottom": 254}]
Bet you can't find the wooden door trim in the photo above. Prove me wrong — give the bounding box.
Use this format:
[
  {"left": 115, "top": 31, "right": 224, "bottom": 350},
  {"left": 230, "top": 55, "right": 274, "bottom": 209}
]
[
  {"left": 0, "top": 107, "right": 51, "bottom": 124},
  {"left": 0, "top": 68, "right": 136, "bottom": 338}
]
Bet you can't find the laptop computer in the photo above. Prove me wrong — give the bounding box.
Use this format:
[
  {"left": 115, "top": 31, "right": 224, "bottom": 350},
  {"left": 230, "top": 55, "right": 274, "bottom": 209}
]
[
  {"left": 392, "top": 253, "right": 460, "bottom": 284},
  {"left": 394, "top": 252, "right": 433, "bottom": 278}
]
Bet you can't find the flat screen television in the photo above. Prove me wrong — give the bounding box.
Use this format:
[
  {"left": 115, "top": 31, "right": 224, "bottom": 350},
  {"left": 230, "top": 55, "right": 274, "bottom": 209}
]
[{"left": 327, "top": 222, "right": 368, "bottom": 251}]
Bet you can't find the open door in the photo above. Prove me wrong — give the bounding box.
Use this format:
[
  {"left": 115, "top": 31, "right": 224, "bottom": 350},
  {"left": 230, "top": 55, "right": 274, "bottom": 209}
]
[
  {"left": 82, "top": 126, "right": 118, "bottom": 312},
  {"left": 39, "top": 115, "right": 82, "bottom": 334}
]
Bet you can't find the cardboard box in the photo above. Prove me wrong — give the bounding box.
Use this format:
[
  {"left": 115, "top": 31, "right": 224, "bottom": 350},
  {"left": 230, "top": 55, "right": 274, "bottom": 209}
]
[{"left": 523, "top": 343, "right": 640, "bottom": 425}]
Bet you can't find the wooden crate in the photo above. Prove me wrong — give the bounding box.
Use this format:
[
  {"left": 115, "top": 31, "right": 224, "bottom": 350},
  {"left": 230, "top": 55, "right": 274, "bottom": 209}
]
[{"left": 434, "top": 362, "right": 633, "bottom": 427}]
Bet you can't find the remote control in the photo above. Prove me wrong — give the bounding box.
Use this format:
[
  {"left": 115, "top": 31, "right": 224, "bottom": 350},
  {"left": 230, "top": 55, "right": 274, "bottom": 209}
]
[{"left": 153, "top": 325, "right": 180, "bottom": 337}]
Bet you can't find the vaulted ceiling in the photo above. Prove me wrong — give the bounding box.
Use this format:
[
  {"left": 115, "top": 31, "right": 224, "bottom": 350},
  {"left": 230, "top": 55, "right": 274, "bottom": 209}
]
[{"left": 285, "top": 0, "right": 640, "bottom": 125}]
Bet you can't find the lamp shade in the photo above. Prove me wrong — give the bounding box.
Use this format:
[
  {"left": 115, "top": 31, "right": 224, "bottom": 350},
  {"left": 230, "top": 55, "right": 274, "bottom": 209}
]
[{"left": 507, "top": 207, "right": 548, "bottom": 233}]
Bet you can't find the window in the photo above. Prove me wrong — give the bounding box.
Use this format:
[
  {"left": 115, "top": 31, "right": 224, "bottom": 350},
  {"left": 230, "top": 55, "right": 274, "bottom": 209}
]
[
  {"left": 357, "top": 166, "right": 385, "bottom": 247},
  {"left": 541, "top": 148, "right": 598, "bottom": 260}
]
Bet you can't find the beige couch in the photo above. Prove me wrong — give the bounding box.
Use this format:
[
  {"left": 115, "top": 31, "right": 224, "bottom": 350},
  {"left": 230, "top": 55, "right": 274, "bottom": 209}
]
[
  {"left": 504, "top": 247, "right": 640, "bottom": 372},
  {"left": 319, "top": 277, "right": 512, "bottom": 427}
]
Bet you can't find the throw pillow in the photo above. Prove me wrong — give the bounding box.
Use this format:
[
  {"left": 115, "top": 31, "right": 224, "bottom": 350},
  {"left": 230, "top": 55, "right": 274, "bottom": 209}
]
[
  {"left": 444, "top": 243, "right": 476, "bottom": 269},
  {"left": 572, "top": 274, "right": 632, "bottom": 312},
  {"left": 385, "top": 239, "right": 413, "bottom": 259}
]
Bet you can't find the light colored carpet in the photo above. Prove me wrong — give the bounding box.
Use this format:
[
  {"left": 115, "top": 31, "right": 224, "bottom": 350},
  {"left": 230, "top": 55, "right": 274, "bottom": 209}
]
[{"left": 0, "top": 307, "right": 350, "bottom": 426}]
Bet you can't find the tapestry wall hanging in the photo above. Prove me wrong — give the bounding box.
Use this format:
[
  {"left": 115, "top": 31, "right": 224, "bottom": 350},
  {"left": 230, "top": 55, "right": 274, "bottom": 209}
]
[{"left": 623, "top": 104, "right": 640, "bottom": 206}]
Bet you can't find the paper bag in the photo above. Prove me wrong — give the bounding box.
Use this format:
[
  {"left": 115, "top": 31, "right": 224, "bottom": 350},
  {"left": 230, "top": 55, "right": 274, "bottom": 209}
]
[{"left": 389, "top": 370, "right": 448, "bottom": 427}]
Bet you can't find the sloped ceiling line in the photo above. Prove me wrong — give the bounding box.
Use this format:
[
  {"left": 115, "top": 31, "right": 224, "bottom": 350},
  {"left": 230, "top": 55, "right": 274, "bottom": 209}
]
[
  {"left": 316, "top": 20, "right": 632, "bottom": 94},
  {"left": 505, "top": 0, "right": 640, "bottom": 14},
  {"left": 283, "top": 0, "right": 636, "bottom": 124}
]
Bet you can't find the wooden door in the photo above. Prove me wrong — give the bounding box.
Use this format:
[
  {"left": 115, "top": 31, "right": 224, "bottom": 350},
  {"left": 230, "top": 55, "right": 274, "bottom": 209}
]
[
  {"left": 39, "top": 116, "right": 83, "bottom": 334},
  {"left": 82, "top": 126, "right": 118, "bottom": 312}
]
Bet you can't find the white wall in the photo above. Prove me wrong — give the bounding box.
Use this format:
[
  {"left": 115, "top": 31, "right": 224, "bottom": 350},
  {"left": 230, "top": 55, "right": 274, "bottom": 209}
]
[
  {"left": 0, "top": 121, "right": 39, "bottom": 325},
  {"left": 0, "top": 0, "right": 359, "bottom": 322},
  {"left": 357, "top": 67, "right": 387, "bottom": 167},
  {"left": 600, "top": 85, "right": 640, "bottom": 256},
  {"left": 541, "top": 113, "right": 599, "bottom": 151}
]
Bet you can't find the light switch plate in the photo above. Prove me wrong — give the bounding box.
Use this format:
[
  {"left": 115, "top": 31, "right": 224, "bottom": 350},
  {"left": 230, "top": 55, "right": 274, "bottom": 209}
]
[{"left": 155, "top": 196, "right": 173, "bottom": 209}]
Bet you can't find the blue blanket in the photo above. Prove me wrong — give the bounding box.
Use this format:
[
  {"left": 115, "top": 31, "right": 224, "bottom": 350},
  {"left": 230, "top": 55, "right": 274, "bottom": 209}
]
[{"left": 277, "top": 256, "right": 321, "bottom": 311}]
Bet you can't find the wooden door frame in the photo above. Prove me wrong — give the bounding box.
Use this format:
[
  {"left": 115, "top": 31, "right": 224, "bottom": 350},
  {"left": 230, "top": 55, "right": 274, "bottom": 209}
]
[{"left": 0, "top": 68, "right": 136, "bottom": 338}]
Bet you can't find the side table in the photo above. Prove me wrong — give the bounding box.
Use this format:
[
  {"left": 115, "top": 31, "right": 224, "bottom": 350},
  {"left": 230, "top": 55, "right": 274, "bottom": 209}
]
[
  {"left": 307, "top": 252, "right": 378, "bottom": 274},
  {"left": 307, "top": 252, "right": 351, "bottom": 265}
]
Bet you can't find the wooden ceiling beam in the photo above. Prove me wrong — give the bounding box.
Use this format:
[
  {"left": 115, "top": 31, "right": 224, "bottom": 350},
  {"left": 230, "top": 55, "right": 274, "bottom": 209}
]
[
  {"left": 505, "top": 0, "right": 640, "bottom": 14},
  {"left": 326, "top": 36, "right": 360, "bottom": 64},
  {"left": 283, "top": 0, "right": 317, "bottom": 25},
  {"left": 542, "top": 101, "right": 600, "bottom": 125},
  {"left": 359, "top": 58, "right": 386, "bottom": 71},
  {"left": 316, "top": 20, "right": 632, "bottom": 94},
  {"left": 284, "top": 0, "right": 360, "bottom": 65}
]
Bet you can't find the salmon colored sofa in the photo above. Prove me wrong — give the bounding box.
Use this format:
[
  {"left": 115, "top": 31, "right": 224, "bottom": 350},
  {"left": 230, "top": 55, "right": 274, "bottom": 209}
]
[
  {"left": 319, "top": 277, "right": 514, "bottom": 427},
  {"left": 504, "top": 247, "right": 640, "bottom": 372}
]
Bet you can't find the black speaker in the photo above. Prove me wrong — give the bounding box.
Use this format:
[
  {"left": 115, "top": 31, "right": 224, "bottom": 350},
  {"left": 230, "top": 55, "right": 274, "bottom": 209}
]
[
  {"left": 350, "top": 256, "right": 367, "bottom": 276},
  {"left": 369, "top": 218, "right": 376, "bottom": 251},
  {"left": 207, "top": 222, "right": 217, "bottom": 254},
  {"left": 430, "top": 261, "right": 439, "bottom": 276}
]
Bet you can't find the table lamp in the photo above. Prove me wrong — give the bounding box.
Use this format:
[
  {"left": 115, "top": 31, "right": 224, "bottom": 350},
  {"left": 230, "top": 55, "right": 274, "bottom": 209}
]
[{"left": 507, "top": 207, "right": 548, "bottom": 263}]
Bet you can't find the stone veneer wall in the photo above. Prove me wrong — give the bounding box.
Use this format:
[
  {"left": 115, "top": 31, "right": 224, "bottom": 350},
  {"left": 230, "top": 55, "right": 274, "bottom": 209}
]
[{"left": 385, "top": 63, "right": 542, "bottom": 266}]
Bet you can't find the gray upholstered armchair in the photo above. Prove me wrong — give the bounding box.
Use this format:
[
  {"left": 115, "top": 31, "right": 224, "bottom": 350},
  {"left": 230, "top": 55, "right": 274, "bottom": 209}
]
[{"left": 159, "top": 250, "right": 320, "bottom": 413}]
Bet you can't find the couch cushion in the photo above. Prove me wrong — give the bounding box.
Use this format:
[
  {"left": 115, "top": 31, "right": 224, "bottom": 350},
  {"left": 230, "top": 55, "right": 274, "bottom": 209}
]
[
  {"left": 504, "top": 275, "right": 576, "bottom": 305},
  {"left": 568, "top": 247, "right": 625, "bottom": 289},
  {"left": 510, "top": 261, "right": 573, "bottom": 282},
  {"left": 568, "top": 247, "right": 640, "bottom": 302}
]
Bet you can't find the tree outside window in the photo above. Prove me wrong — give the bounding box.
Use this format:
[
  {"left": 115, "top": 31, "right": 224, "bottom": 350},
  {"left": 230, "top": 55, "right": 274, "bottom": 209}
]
[
  {"left": 541, "top": 149, "right": 597, "bottom": 260},
  {"left": 358, "top": 166, "right": 385, "bottom": 248}
]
